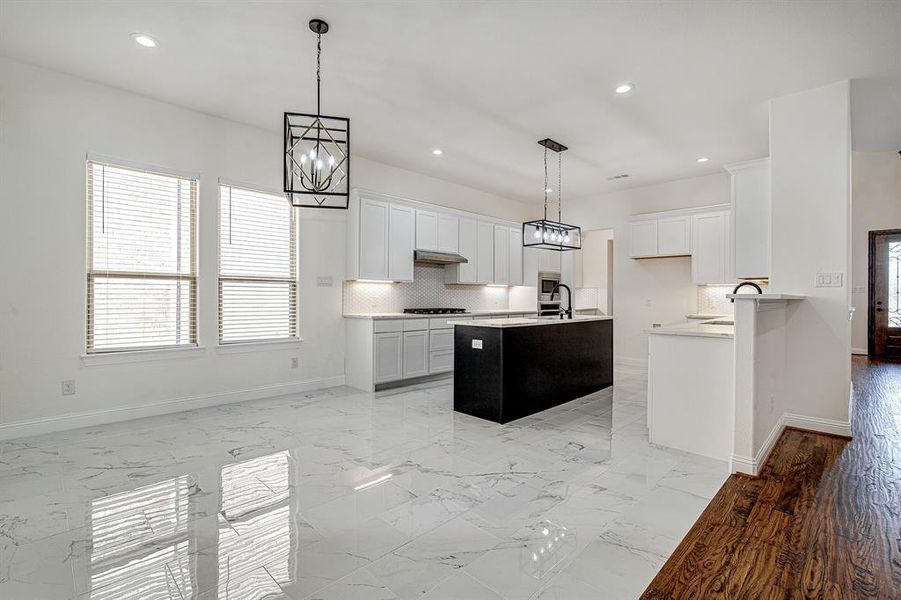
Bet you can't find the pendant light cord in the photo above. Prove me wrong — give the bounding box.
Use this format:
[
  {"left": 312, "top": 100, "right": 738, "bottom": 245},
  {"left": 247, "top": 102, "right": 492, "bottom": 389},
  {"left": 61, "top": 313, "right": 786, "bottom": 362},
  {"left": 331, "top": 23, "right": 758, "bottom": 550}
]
[
  {"left": 316, "top": 32, "right": 322, "bottom": 116},
  {"left": 557, "top": 151, "right": 562, "bottom": 222}
]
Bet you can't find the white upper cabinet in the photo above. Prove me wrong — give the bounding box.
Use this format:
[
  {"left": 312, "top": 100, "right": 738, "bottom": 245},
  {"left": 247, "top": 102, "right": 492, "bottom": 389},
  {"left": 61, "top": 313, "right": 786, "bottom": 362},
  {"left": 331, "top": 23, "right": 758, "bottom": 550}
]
[
  {"left": 691, "top": 210, "right": 732, "bottom": 284},
  {"left": 538, "top": 249, "right": 561, "bottom": 272},
  {"left": 493, "top": 226, "right": 510, "bottom": 285},
  {"left": 476, "top": 220, "right": 494, "bottom": 284},
  {"left": 508, "top": 227, "right": 523, "bottom": 286},
  {"left": 657, "top": 215, "right": 692, "bottom": 256},
  {"left": 726, "top": 158, "right": 770, "bottom": 279},
  {"left": 415, "top": 209, "right": 438, "bottom": 251},
  {"left": 358, "top": 197, "right": 390, "bottom": 280},
  {"left": 388, "top": 204, "right": 415, "bottom": 282},
  {"left": 629, "top": 218, "right": 658, "bottom": 258},
  {"left": 437, "top": 214, "right": 459, "bottom": 253},
  {"left": 447, "top": 217, "right": 477, "bottom": 284}
]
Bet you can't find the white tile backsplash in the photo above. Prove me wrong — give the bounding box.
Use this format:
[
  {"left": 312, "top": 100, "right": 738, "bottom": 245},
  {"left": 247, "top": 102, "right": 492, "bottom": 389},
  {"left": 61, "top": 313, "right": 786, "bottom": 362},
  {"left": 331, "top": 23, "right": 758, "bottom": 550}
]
[
  {"left": 343, "top": 264, "right": 511, "bottom": 313},
  {"left": 696, "top": 282, "right": 769, "bottom": 315}
]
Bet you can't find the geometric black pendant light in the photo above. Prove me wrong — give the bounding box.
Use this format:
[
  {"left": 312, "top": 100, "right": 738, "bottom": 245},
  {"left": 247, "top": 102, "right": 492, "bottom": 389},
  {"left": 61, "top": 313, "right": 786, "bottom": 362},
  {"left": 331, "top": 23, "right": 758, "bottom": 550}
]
[
  {"left": 522, "top": 138, "right": 581, "bottom": 251},
  {"left": 284, "top": 18, "right": 351, "bottom": 209}
]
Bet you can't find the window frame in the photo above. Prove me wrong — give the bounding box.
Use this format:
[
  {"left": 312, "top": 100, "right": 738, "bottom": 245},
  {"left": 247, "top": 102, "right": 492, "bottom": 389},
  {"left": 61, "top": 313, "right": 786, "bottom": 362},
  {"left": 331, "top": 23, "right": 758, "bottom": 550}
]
[
  {"left": 85, "top": 155, "right": 199, "bottom": 354},
  {"left": 217, "top": 180, "right": 299, "bottom": 346}
]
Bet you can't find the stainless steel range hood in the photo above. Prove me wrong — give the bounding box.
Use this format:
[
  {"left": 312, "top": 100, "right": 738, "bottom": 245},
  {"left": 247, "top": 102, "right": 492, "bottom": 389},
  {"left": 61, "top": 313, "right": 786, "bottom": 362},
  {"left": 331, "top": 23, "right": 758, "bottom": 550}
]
[{"left": 414, "top": 250, "right": 468, "bottom": 265}]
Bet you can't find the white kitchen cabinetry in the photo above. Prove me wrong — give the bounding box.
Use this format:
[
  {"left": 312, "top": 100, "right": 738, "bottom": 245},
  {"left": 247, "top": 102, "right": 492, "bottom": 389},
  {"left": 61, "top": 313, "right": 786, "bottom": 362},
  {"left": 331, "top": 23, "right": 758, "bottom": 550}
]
[
  {"left": 388, "top": 204, "right": 415, "bottom": 281},
  {"left": 493, "top": 226, "right": 510, "bottom": 285},
  {"left": 726, "top": 158, "right": 770, "bottom": 279},
  {"left": 437, "top": 214, "right": 460, "bottom": 253},
  {"left": 348, "top": 193, "right": 414, "bottom": 282},
  {"left": 538, "top": 249, "right": 561, "bottom": 272},
  {"left": 402, "top": 330, "right": 430, "bottom": 379},
  {"left": 628, "top": 218, "right": 658, "bottom": 258},
  {"left": 446, "top": 218, "right": 477, "bottom": 284},
  {"left": 691, "top": 210, "right": 732, "bottom": 284},
  {"left": 358, "top": 197, "right": 389, "bottom": 280},
  {"left": 476, "top": 221, "right": 494, "bottom": 284},
  {"left": 657, "top": 215, "right": 692, "bottom": 256},
  {"left": 373, "top": 332, "right": 403, "bottom": 384},
  {"left": 508, "top": 227, "right": 523, "bottom": 285},
  {"left": 415, "top": 210, "right": 438, "bottom": 251}
]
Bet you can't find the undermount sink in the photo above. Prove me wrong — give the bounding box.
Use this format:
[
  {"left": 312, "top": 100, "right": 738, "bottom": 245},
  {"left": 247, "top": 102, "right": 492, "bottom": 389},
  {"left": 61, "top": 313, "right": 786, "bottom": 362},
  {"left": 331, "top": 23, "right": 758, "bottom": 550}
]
[{"left": 706, "top": 319, "right": 735, "bottom": 326}]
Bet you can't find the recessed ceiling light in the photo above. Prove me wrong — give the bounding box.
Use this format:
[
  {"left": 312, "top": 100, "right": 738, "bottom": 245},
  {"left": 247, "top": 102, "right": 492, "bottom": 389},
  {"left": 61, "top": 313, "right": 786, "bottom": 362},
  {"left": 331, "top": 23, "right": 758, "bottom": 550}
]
[
  {"left": 431, "top": 149, "right": 443, "bottom": 156},
  {"left": 615, "top": 82, "right": 634, "bottom": 94},
  {"left": 131, "top": 33, "right": 158, "bottom": 48},
  {"left": 697, "top": 157, "right": 710, "bottom": 163}
]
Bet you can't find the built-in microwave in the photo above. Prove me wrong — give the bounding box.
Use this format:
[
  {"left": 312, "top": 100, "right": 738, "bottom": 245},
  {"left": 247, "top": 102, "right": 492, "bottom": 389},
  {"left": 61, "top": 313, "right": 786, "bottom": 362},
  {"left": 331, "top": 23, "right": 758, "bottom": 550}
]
[{"left": 538, "top": 271, "right": 560, "bottom": 299}]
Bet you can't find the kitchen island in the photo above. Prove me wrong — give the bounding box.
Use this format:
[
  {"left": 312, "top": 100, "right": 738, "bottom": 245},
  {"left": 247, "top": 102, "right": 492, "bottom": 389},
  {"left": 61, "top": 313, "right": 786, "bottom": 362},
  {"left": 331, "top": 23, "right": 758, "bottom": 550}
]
[{"left": 449, "top": 315, "right": 613, "bottom": 423}]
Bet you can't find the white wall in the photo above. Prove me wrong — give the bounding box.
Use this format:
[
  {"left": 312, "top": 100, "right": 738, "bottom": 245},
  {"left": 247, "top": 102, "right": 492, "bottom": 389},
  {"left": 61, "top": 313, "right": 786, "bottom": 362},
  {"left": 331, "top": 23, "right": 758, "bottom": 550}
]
[
  {"left": 564, "top": 174, "right": 731, "bottom": 362},
  {"left": 850, "top": 151, "right": 901, "bottom": 352},
  {"left": 769, "top": 80, "right": 852, "bottom": 427},
  {"left": 0, "top": 58, "right": 531, "bottom": 430}
]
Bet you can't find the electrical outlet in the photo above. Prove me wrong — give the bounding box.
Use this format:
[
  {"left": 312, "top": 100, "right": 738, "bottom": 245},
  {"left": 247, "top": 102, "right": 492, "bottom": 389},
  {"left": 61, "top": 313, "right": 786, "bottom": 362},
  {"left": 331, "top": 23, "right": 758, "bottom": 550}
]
[
  {"left": 61, "top": 380, "right": 76, "bottom": 396},
  {"left": 316, "top": 276, "right": 333, "bottom": 287},
  {"left": 291, "top": 357, "right": 299, "bottom": 369}
]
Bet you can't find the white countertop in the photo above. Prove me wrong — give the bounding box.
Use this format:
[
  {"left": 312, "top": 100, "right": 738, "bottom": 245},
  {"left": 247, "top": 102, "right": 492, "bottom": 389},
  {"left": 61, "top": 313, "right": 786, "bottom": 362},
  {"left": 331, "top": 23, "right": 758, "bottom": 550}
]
[
  {"left": 449, "top": 315, "right": 613, "bottom": 328},
  {"left": 647, "top": 319, "right": 734, "bottom": 339},
  {"left": 343, "top": 309, "right": 538, "bottom": 320},
  {"left": 726, "top": 293, "right": 805, "bottom": 301}
]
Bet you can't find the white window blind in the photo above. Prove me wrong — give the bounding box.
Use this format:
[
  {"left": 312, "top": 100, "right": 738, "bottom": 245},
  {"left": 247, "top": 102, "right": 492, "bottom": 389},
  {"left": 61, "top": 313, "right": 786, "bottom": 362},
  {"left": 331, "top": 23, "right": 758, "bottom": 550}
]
[
  {"left": 218, "top": 184, "right": 297, "bottom": 344},
  {"left": 87, "top": 160, "right": 197, "bottom": 353}
]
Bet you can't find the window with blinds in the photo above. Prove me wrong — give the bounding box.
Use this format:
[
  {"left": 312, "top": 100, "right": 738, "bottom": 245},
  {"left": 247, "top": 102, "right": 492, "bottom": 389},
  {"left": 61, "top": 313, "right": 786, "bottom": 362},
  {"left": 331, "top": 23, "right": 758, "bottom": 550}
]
[
  {"left": 218, "top": 184, "right": 298, "bottom": 344},
  {"left": 87, "top": 160, "right": 197, "bottom": 353}
]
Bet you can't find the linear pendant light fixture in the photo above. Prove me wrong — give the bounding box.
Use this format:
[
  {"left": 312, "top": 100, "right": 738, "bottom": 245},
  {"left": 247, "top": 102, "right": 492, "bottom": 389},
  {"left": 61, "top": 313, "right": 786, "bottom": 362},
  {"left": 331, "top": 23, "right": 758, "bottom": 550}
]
[
  {"left": 284, "top": 18, "right": 351, "bottom": 209},
  {"left": 522, "top": 139, "right": 581, "bottom": 251}
]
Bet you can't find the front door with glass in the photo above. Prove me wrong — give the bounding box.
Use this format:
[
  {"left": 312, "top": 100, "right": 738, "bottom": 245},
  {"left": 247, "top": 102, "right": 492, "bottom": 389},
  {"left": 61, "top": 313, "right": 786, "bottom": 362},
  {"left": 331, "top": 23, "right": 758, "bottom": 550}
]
[{"left": 869, "top": 229, "right": 901, "bottom": 360}]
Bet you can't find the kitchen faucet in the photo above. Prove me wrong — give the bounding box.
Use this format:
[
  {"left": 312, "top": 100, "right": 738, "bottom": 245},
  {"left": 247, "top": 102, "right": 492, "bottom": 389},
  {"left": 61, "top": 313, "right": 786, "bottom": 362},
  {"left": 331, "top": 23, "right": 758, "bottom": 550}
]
[
  {"left": 730, "top": 281, "right": 763, "bottom": 302},
  {"left": 550, "top": 283, "right": 573, "bottom": 319}
]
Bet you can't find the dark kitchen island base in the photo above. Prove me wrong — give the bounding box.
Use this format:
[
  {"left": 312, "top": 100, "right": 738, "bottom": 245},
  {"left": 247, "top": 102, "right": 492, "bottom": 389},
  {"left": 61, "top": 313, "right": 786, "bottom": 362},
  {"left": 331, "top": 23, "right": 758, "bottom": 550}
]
[{"left": 452, "top": 317, "right": 613, "bottom": 424}]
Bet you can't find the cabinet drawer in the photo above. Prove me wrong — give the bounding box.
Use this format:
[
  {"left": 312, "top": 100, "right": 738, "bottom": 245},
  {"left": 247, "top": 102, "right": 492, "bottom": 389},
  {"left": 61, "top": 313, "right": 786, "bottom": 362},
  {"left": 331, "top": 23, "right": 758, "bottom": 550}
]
[
  {"left": 374, "top": 319, "right": 403, "bottom": 333},
  {"left": 429, "top": 350, "right": 454, "bottom": 374},
  {"left": 403, "top": 318, "right": 429, "bottom": 331},
  {"left": 430, "top": 316, "right": 470, "bottom": 329},
  {"left": 430, "top": 329, "right": 454, "bottom": 351}
]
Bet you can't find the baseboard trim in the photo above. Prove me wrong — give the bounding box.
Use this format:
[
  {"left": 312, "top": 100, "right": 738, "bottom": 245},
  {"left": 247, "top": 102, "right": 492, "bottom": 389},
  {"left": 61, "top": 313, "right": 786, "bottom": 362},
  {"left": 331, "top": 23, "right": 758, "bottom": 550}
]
[
  {"left": 851, "top": 347, "right": 868, "bottom": 356},
  {"left": 0, "top": 375, "right": 346, "bottom": 441},
  {"left": 614, "top": 356, "right": 648, "bottom": 369},
  {"left": 783, "top": 413, "right": 852, "bottom": 438},
  {"left": 730, "top": 414, "right": 786, "bottom": 476}
]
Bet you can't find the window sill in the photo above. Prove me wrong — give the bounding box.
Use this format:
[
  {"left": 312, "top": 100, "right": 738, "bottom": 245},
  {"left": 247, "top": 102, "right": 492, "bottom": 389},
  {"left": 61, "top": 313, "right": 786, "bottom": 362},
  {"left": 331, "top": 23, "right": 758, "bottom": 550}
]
[
  {"left": 81, "top": 345, "right": 207, "bottom": 366},
  {"left": 216, "top": 338, "right": 304, "bottom": 355}
]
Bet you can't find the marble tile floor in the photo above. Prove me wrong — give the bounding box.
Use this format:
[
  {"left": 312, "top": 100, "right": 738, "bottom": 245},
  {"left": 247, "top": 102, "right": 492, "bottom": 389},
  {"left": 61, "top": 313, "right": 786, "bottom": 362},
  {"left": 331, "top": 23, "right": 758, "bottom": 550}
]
[{"left": 0, "top": 365, "right": 728, "bottom": 600}]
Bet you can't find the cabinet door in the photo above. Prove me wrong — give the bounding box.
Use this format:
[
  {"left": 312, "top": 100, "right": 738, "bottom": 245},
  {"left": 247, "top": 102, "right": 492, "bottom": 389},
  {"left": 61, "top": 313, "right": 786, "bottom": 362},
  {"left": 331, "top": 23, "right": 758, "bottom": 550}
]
[
  {"left": 538, "top": 249, "right": 561, "bottom": 272},
  {"left": 476, "top": 221, "right": 494, "bottom": 284},
  {"left": 415, "top": 210, "right": 438, "bottom": 251},
  {"left": 359, "top": 198, "right": 389, "bottom": 280},
  {"left": 373, "top": 332, "right": 403, "bottom": 383},
  {"left": 522, "top": 247, "right": 539, "bottom": 287},
  {"left": 629, "top": 219, "right": 658, "bottom": 257},
  {"left": 657, "top": 215, "right": 691, "bottom": 256},
  {"left": 691, "top": 211, "right": 729, "bottom": 284},
  {"left": 493, "top": 226, "right": 510, "bottom": 285},
  {"left": 455, "top": 218, "right": 478, "bottom": 283},
  {"left": 437, "top": 214, "right": 460, "bottom": 253},
  {"left": 731, "top": 161, "right": 771, "bottom": 278},
  {"left": 389, "top": 204, "right": 415, "bottom": 282},
  {"left": 508, "top": 227, "right": 523, "bottom": 286},
  {"left": 403, "top": 330, "right": 429, "bottom": 379},
  {"left": 572, "top": 248, "right": 584, "bottom": 289}
]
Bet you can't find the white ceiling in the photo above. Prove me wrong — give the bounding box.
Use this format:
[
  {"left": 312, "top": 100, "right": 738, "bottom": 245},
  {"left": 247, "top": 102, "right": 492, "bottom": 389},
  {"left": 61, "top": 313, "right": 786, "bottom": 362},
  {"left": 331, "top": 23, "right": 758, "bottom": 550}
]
[{"left": 2, "top": 1, "right": 900, "bottom": 203}]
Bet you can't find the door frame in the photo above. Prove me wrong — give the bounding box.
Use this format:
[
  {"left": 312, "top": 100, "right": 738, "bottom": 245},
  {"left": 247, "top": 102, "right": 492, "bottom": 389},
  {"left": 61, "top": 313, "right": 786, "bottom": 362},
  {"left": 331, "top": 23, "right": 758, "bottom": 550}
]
[{"left": 867, "top": 228, "right": 901, "bottom": 356}]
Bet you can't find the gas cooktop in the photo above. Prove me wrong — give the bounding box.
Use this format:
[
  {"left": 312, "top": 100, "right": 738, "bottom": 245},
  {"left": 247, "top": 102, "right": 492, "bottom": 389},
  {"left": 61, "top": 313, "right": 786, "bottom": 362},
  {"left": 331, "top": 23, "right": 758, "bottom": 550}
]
[{"left": 402, "top": 308, "right": 468, "bottom": 315}]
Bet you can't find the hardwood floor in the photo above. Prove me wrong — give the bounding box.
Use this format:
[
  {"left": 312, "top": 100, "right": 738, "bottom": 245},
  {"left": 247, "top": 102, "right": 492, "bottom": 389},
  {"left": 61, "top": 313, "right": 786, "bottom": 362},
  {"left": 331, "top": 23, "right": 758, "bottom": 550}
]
[{"left": 641, "top": 357, "right": 901, "bottom": 599}]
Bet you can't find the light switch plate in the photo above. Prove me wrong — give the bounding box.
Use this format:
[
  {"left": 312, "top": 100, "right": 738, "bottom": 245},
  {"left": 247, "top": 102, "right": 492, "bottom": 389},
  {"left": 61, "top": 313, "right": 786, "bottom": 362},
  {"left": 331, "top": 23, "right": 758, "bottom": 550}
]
[
  {"left": 816, "top": 272, "right": 844, "bottom": 288},
  {"left": 316, "top": 276, "right": 333, "bottom": 287},
  {"left": 471, "top": 339, "right": 483, "bottom": 349}
]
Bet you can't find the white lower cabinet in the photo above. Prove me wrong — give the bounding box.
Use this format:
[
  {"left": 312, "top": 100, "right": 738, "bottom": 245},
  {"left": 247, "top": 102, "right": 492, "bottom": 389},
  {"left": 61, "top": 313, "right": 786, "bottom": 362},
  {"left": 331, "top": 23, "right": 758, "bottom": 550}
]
[
  {"left": 373, "top": 332, "right": 403, "bottom": 384},
  {"left": 402, "top": 330, "right": 430, "bottom": 379}
]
